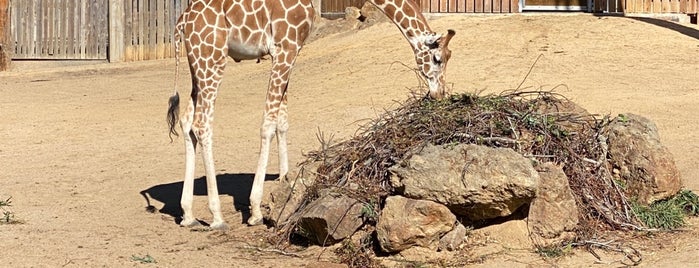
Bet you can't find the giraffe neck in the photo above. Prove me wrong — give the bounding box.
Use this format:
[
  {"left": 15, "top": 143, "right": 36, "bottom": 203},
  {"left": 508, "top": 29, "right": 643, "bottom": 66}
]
[{"left": 369, "top": 0, "right": 435, "bottom": 51}]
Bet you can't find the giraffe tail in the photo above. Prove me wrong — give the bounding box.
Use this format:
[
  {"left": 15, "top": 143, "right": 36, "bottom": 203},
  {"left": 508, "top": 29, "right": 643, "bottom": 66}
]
[
  {"left": 167, "top": 92, "right": 180, "bottom": 141},
  {"left": 167, "top": 15, "right": 186, "bottom": 141}
]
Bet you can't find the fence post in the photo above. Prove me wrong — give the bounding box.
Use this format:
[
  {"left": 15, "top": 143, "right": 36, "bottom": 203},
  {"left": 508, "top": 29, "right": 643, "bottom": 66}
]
[
  {"left": 0, "top": 0, "right": 10, "bottom": 71},
  {"left": 312, "top": 0, "right": 321, "bottom": 19},
  {"left": 109, "top": 0, "right": 124, "bottom": 63}
]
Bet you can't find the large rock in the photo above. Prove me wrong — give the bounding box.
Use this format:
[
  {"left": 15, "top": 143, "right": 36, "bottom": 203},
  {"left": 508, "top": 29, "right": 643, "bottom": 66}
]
[
  {"left": 260, "top": 179, "right": 304, "bottom": 227},
  {"left": 298, "top": 193, "right": 364, "bottom": 246},
  {"left": 606, "top": 114, "right": 682, "bottom": 204},
  {"left": 390, "top": 144, "right": 539, "bottom": 220},
  {"left": 262, "top": 163, "right": 320, "bottom": 226},
  {"left": 439, "top": 222, "right": 468, "bottom": 251},
  {"left": 377, "top": 196, "right": 456, "bottom": 253},
  {"left": 527, "top": 162, "right": 578, "bottom": 247}
]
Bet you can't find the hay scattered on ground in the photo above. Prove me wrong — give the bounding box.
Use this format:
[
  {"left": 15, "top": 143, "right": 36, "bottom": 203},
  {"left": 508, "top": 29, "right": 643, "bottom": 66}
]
[{"left": 298, "top": 90, "right": 637, "bottom": 236}]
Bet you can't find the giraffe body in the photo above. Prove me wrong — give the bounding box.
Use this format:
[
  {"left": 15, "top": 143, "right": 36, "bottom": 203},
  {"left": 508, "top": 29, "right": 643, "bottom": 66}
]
[{"left": 168, "top": 0, "right": 454, "bottom": 229}]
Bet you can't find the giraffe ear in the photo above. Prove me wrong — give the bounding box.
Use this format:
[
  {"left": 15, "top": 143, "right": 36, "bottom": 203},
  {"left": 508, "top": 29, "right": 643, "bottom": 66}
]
[{"left": 442, "top": 29, "right": 456, "bottom": 47}]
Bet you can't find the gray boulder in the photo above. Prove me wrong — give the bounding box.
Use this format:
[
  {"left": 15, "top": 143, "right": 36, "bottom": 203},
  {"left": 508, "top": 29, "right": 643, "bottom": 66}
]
[
  {"left": 262, "top": 163, "right": 320, "bottom": 226},
  {"left": 298, "top": 193, "right": 364, "bottom": 246},
  {"left": 390, "top": 144, "right": 539, "bottom": 220},
  {"left": 607, "top": 114, "right": 682, "bottom": 204},
  {"left": 377, "top": 196, "right": 456, "bottom": 253},
  {"left": 439, "top": 222, "right": 469, "bottom": 251},
  {"left": 527, "top": 162, "right": 578, "bottom": 247}
]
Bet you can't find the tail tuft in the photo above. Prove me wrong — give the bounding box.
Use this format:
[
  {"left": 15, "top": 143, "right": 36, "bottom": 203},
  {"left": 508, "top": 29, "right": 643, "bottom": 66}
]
[{"left": 167, "top": 92, "right": 180, "bottom": 142}]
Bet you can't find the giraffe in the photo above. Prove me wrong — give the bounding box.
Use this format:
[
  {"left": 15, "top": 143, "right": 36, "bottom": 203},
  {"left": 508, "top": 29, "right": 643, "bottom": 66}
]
[{"left": 166, "top": 0, "right": 455, "bottom": 229}]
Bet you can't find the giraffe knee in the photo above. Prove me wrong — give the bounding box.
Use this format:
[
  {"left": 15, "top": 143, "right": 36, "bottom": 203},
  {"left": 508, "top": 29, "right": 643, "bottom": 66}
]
[
  {"left": 277, "top": 119, "right": 289, "bottom": 133},
  {"left": 190, "top": 124, "right": 212, "bottom": 142}
]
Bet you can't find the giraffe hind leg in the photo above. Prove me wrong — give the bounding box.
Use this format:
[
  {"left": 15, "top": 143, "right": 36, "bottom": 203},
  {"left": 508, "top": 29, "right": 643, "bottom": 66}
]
[
  {"left": 276, "top": 94, "right": 289, "bottom": 179},
  {"left": 179, "top": 96, "right": 201, "bottom": 228},
  {"left": 190, "top": 75, "right": 229, "bottom": 231}
]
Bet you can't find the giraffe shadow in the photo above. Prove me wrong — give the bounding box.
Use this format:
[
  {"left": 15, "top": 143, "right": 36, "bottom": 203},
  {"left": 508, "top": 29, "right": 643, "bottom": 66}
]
[{"left": 140, "top": 173, "right": 278, "bottom": 225}]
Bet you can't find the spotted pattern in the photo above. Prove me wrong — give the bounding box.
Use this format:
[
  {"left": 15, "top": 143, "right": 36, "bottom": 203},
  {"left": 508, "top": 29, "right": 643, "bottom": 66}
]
[{"left": 172, "top": 0, "right": 454, "bottom": 228}]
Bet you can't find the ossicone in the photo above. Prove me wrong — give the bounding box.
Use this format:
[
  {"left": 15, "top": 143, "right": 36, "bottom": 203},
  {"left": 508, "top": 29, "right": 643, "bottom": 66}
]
[{"left": 443, "top": 29, "right": 456, "bottom": 47}]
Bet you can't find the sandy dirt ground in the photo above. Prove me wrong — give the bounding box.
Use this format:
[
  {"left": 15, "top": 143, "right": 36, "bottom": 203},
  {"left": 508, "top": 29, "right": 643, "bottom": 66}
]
[{"left": 1, "top": 13, "right": 698, "bottom": 267}]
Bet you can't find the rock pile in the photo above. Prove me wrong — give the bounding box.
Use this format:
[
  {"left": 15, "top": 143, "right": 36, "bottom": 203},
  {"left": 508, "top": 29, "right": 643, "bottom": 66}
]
[{"left": 261, "top": 93, "right": 683, "bottom": 257}]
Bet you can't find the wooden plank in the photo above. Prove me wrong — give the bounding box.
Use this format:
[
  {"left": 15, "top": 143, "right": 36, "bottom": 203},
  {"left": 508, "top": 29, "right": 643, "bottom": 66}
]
[
  {"left": 67, "top": 0, "right": 75, "bottom": 58},
  {"left": 163, "top": 0, "right": 170, "bottom": 58},
  {"left": 110, "top": 0, "right": 125, "bottom": 62},
  {"left": 430, "top": 0, "right": 439, "bottom": 12},
  {"left": 511, "top": 0, "right": 519, "bottom": 12},
  {"left": 148, "top": 0, "right": 155, "bottom": 60},
  {"left": 629, "top": 0, "right": 644, "bottom": 13},
  {"left": 691, "top": 0, "right": 697, "bottom": 13},
  {"left": 125, "top": 0, "right": 133, "bottom": 61},
  {"left": 680, "top": 0, "right": 687, "bottom": 13},
  {"left": 419, "top": 0, "right": 430, "bottom": 12},
  {"left": 0, "top": 0, "right": 10, "bottom": 70},
  {"left": 140, "top": 0, "right": 146, "bottom": 60},
  {"left": 661, "top": 0, "right": 671, "bottom": 12},
  {"left": 440, "top": 0, "right": 449, "bottom": 11},
  {"left": 655, "top": 0, "right": 662, "bottom": 12},
  {"left": 456, "top": 0, "right": 465, "bottom": 11},
  {"left": 466, "top": 0, "right": 474, "bottom": 12},
  {"left": 484, "top": 0, "right": 491, "bottom": 12},
  {"left": 29, "top": 1, "right": 36, "bottom": 57},
  {"left": 157, "top": 0, "right": 165, "bottom": 59},
  {"left": 47, "top": 0, "right": 55, "bottom": 56},
  {"left": 493, "top": 0, "right": 501, "bottom": 12},
  {"left": 90, "top": 0, "right": 102, "bottom": 58},
  {"left": 38, "top": 1, "right": 46, "bottom": 57},
  {"left": 475, "top": 0, "right": 483, "bottom": 12},
  {"left": 79, "top": 0, "right": 87, "bottom": 58},
  {"left": 100, "top": 0, "right": 108, "bottom": 58},
  {"left": 672, "top": 0, "right": 680, "bottom": 12},
  {"left": 448, "top": 0, "right": 457, "bottom": 11}
]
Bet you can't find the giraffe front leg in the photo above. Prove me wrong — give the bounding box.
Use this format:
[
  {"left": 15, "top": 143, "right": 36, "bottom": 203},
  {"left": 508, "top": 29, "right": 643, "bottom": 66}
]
[
  {"left": 193, "top": 100, "right": 229, "bottom": 231},
  {"left": 248, "top": 43, "right": 300, "bottom": 226},
  {"left": 248, "top": 118, "right": 276, "bottom": 226}
]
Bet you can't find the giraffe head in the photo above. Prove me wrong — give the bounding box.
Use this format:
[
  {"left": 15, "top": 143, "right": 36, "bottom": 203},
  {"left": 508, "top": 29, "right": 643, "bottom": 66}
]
[{"left": 416, "top": 29, "right": 455, "bottom": 99}]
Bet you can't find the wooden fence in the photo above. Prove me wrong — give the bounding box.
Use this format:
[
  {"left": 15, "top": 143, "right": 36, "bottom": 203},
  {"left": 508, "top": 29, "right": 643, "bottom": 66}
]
[
  {"left": 7, "top": 0, "right": 189, "bottom": 62},
  {"left": 418, "top": 0, "right": 520, "bottom": 12},
  {"left": 3, "top": 0, "right": 697, "bottom": 64},
  {"left": 322, "top": 0, "right": 698, "bottom": 14},
  {"left": 320, "top": 0, "right": 520, "bottom": 15},
  {"left": 118, "top": 0, "right": 190, "bottom": 61},
  {"left": 593, "top": 0, "right": 699, "bottom": 13},
  {"left": 10, "top": 0, "right": 109, "bottom": 59}
]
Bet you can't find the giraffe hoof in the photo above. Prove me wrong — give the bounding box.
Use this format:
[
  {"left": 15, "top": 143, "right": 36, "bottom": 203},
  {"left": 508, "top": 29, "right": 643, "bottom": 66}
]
[
  {"left": 210, "top": 222, "right": 230, "bottom": 232},
  {"left": 247, "top": 216, "right": 263, "bottom": 226},
  {"left": 180, "top": 218, "right": 202, "bottom": 228}
]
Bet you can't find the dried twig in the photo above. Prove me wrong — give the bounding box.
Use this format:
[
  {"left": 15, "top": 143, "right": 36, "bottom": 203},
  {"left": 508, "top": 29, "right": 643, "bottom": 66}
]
[{"left": 241, "top": 245, "right": 302, "bottom": 258}]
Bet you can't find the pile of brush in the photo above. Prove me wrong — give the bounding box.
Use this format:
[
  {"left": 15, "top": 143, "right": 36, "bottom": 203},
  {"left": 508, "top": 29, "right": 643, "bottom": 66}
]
[{"left": 294, "top": 91, "right": 634, "bottom": 236}]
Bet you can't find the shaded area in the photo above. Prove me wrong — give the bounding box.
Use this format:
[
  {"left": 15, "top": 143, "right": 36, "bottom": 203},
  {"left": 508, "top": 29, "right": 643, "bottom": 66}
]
[
  {"left": 140, "top": 173, "right": 278, "bottom": 225},
  {"left": 630, "top": 16, "right": 699, "bottom": 40},
  {"left": 595, "top": 14, "right": 699, "bottom": 40}
]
